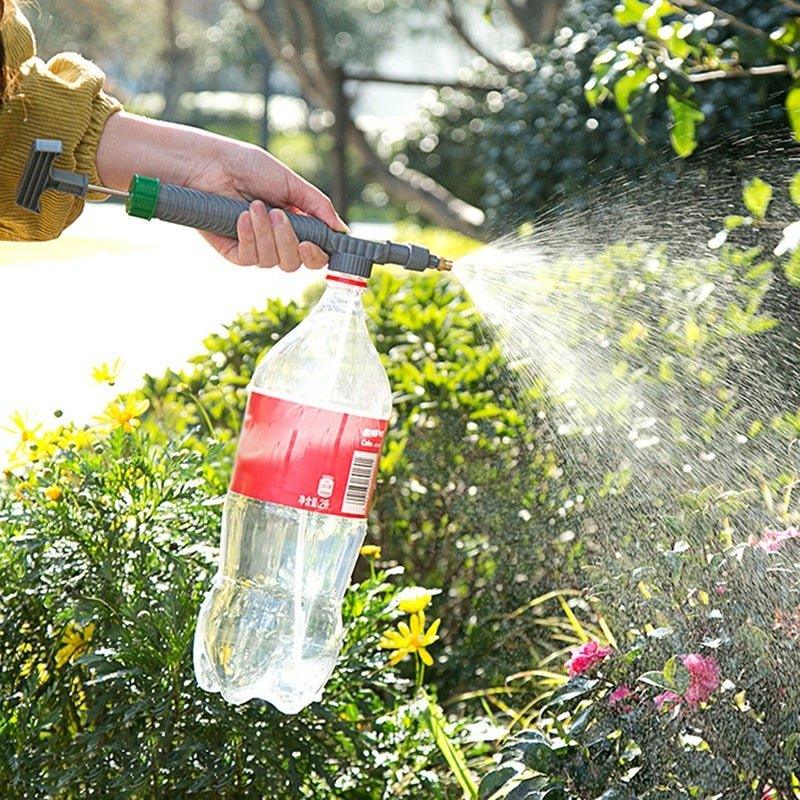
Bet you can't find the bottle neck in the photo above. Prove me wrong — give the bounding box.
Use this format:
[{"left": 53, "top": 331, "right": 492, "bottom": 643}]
[
  {"left": 325, "top": 271, "right": 368, "bottom": 292},
  {"left": 313, "top": 270, "right": 367, "bottom": 317}
]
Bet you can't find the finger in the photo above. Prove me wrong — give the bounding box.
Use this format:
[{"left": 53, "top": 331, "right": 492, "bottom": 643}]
[
  {"left": 269, "top": 209, "right": 302, "bottom": 272},
  {"left": 250, "top": 201, "right": 279, "bottom": 267},
  {"left": 285, "top": 173, "right": 348, "bottom": 233},
  {"left": 236, "top": 211, "right": 258, "bottom": 266},
  {"left": 299, "top": 241, "right": 328, "bottom": 270}
]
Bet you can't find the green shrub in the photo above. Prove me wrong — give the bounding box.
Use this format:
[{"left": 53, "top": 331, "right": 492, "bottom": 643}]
[
  {"left": 399, "top": 0, "right": 789, "bottom": 225},
  {"left": 0, "top": 427, "right": 461, "bottom": 798},
  {"left": 460, "top": 230, "right": 800, "bottom": 794},
  {"left": 480, "top": 521, "right": 800, "bottom": 798}
]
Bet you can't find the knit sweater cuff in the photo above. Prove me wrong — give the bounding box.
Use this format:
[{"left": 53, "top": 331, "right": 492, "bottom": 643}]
[
  {"left": 0, "top": 54, "right": 122, "bottom": 241},
  {"left": 77, "top": 90, "right": 124, "bottom": 201}
]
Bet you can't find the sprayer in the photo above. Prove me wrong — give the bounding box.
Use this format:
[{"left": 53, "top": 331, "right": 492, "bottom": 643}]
[
  {"left": 16, "top": 139, "right": 454, "bottom": 278},
  {"left": 17, "top": 139, "right": 454, "bottom": 713}
]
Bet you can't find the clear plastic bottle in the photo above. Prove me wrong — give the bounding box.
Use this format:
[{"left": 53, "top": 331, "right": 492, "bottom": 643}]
[{"left": 193, "top": 271, "right": 392, "bottom": 714}]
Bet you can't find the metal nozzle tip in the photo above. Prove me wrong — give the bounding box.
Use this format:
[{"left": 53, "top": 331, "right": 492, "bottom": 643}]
[{"left": 438, "top": 258, "right": 454, "bottom": 272}]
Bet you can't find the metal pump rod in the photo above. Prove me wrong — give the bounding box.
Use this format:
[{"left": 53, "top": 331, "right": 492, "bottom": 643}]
[{"left": 16, "top": 139, "right": 454, "bottom": 277}]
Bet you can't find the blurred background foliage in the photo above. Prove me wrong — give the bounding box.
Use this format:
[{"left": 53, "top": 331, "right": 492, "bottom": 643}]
[{"left": 28, "top": 0, "right": 800, "bottom": 233}]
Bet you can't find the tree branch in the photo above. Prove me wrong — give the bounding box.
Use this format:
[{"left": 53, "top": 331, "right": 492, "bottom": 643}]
[
  {"left": 688, "top": 63, "right": 789, "bottom": 83},
  {"left": 500, "top": 0, "right": 535, "bottom": 46},
  {"left": 442, "top": 0, "right": 517, "bottom": 74},
  {"left": 343, "top": 70, "right": 497, "bottom": 91},
  {"left": 500, "top": 0, "right": 565, "bottom": 45},
  {"left": 291, "top": 0, "right": 336, "bottom": 103},
  {"left": 345, "top": 121, "right": 486, "bottom": 239},
  {"left": 782, "top": 0, "right": 800, "bottom": 11},
  {"left": 670, "top": 0, "right": 774, "bottom": 43},
  {"left": 235, "top": 0, "right": 328, "bottom": 107}
]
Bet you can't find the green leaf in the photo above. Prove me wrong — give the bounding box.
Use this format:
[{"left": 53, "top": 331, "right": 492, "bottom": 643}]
[
  {"left": 638, "top": 670, "right": 672, "bottom": 690},
  {"left": 614, "top": 0, "right": 649, "bottom": 26},
  {"left": 659, "top": 22, "right": 693, "bottom": 59},
  {"left": 667, "top": 94, "right": 705, "bottom": 157},
  {"left": 424, "top": 692, "right": 478, "bottom": 799},
  {"left": 724, "top": 214, "right": 748, "bottom": 231},
  {"left": 787, "top": 249, "right": 800, "bottom": 286},
  {"left": 614, "top": 67, "right": 652, "bottom": 117},
  {"left": 790, "top": 173, "right": 800, "bottom": 206},
  {"left": 742, "top": 177, "right": 773, "bottom": 219},
  {"left": 641, "top": 0, "right": 679, "bottom": 36},
  {"left": 514, "top": 730, "right": 556, "bottom": 772},
  {"left": 685, "top": 317, "right": 702, "bottom": 346},
  {"left": 658, "top": 358, "right": 675, "bottom": 383},
  {"left": 479, "top": 765, "right": 522, "bottom": 799},
  {"left": 787, "top": 85, "right": 800, "bottom": 141},
  {"left": 663, "top": 655, "right": 677, "bottom": 686}
]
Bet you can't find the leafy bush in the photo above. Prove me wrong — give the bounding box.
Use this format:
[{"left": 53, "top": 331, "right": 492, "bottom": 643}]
[
  {"left": 0, "top": 425, "right": 463, "bottom": 798},
  {"left": 399, "top": 0, "right": 789, "bottom": 225},
  {"left": 4, "top": 212, "right": 799, "bottom": 796},
  {"left": 481, "top": 524, "right": 800, "bottom": 799},
  {"left": 465, "top": 222, "right": 800, "bottom": 793}
]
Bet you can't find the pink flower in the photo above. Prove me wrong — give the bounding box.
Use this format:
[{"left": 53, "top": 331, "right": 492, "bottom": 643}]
[
  {"left": 654, "top": 690, "right": 681, "bottom": 710},
  {"left": 608, "top": 684, "right": 633, "bottom": 710},
  {"left": 565, "top": 640, "right": 613, "bottom": 677},
  {"left": 749, "top": 527, "right": 800, "bottom": 553},
  {"left": 682, "top": 653, "right": 720, "bottom": 706}
]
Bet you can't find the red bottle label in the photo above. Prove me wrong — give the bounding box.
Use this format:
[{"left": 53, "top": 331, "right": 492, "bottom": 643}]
[{"left": 229, "top": 391, "right": 389, "bottom": 519}]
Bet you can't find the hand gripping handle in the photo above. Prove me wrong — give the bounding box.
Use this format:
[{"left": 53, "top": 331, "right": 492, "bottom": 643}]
[
  {"left": 130, "top": 178, "right": 435, "bottom": 271},
  {"left": 154, "top": 183, "right": 337, "bottom": 250}
]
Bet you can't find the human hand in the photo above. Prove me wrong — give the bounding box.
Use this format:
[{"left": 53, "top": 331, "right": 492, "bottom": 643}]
[{"left": 96, "top": 112, "right": 347, "bottom": 271}]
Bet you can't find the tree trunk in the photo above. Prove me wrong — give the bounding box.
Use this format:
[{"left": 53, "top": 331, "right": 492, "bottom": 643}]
[
  {"left": 235, "top": 0, "right": 487, "bottom": 240},
  {"left": 346, "top": 120, "right": 486, "bottom": 240},
  {"left": 161, "top": 0, "right": 185, "bottom": 120},
  {"left": 501, "top": 0, "right": 566, "bottom": 45},
  {"left": 259, "top": 48, "right": 273, "bottom": 151},
  {"left": 331, "top": 67, "right": 350, "bottom": 218}
]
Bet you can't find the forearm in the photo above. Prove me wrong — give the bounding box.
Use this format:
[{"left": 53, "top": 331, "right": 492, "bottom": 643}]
[{"left": 95, "top": 111, "right": 231, "bottom": 191}]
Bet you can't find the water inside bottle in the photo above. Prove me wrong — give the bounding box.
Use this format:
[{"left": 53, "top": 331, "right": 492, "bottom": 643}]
[{"left": 194, "top": 492, "right": 365, "bottom": 713}]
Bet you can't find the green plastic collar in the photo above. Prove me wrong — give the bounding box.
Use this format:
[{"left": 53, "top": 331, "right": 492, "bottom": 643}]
[{"left": 126, "top": 174, "right": 161, "bottom": 220}]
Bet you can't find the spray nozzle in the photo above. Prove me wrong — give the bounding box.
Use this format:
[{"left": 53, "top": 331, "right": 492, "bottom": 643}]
[{"left": 17, "top": 139, "right": 454, "bottom": 280}]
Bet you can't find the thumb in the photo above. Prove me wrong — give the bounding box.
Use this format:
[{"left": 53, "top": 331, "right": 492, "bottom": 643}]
[{"left": 286, "top": 174, "right": 349, "bottom": 233}]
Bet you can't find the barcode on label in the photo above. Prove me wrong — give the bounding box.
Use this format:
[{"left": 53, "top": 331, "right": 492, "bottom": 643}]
[{"left": 341, "top": 450, "right": 379, "bottom": 516}]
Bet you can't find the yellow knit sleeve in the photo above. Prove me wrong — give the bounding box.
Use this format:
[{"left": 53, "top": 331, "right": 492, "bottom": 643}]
[{"left": 0, "top": 52, "right": 123, "bottom": 242}]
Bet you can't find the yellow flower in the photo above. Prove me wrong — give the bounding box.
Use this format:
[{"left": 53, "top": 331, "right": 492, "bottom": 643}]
[
  {"left": 360, "top": 544, "right": 382, "bottom": 559},
  {"left": 3, "top": 413, "right": 61, "bottom": 468},
  {"left": 2, "top": 411, "right": 41, "bottom": 443},
  {"left": 55, "top": 621, "right": 96, "bottom": 669},
  {"left": 13, "top": 479, "right": 35, "bottom": 500},
  {"left": 95, "top": 395, "right": 149, "bottom": 432},
  {"left": 91, "top": 358, "right": 123, "bottom": 386},
  {"left": 44, "top": 485, "right": 63, "bottom": 502},
  {"left": 396, "top": 586, "right": 432, "bottom": 614},
  {"left": 30, "top": 431, "right": 60, "bottom": 463},
  {"left": 380, "top": 610, "right": 441, "bottom": 666},
  {"left": 60, "top": 426, "right": 94, "bottom": 450}
]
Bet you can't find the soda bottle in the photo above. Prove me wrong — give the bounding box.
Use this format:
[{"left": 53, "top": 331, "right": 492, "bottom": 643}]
[{"left": 194, "top": 264, "right": 392, "bottom": 714}]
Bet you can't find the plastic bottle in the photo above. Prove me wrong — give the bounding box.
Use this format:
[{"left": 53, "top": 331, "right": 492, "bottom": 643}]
[{"left": 193, "top": 270, "right": 392, "bottom": 714}]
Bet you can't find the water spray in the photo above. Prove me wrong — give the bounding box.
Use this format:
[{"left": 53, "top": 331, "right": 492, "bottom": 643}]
[{"left": 16, "top": 139, "right": 455, "bottom": 279}]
